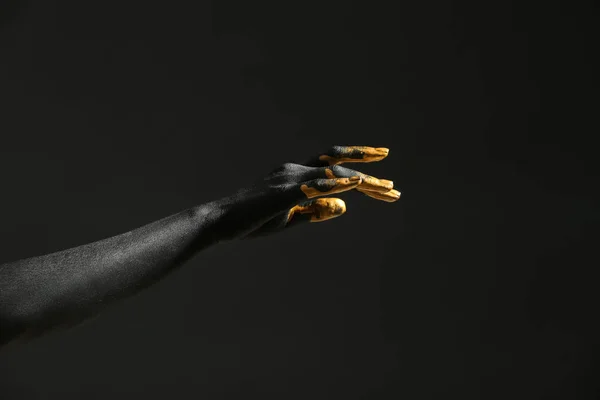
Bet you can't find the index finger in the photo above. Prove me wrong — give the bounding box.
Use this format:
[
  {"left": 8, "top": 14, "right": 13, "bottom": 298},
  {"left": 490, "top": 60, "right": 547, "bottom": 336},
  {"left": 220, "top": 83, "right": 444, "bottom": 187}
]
[{"left": 303, "top": 145, "right": 390, "bottom": 167}]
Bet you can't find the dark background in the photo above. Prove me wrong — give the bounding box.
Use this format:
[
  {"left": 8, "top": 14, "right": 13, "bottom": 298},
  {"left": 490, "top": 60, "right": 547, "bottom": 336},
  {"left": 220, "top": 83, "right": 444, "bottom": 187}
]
[{"left": 0, "top": 1, "right": 597, "bottom": 398}]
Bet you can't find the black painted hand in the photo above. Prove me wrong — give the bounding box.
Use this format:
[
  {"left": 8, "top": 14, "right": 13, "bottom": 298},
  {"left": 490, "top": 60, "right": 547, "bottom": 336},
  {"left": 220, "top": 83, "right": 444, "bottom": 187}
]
[{"left": 210, "top": 145, "right": 401, "bottom": 241}]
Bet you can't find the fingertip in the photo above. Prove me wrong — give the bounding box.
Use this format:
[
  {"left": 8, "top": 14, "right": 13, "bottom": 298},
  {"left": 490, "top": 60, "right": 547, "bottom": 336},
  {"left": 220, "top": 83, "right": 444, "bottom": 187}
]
[
  {"left": 357, "top": 187, "right": 401, "bottom": 202},
  {"left": 332, "top": 197, "right": 347, "bottom": 215},
  {"left": 310, "top": 197, "right": 347, "bottom": 222},
  {"left": 376, "top": 147, "right": 390, "bottom": 156}
]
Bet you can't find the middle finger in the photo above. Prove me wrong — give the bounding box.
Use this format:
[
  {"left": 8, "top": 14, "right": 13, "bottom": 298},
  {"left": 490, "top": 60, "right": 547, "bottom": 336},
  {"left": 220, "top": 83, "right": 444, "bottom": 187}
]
[{"left": 299, "top": 164, "right": 394, "bottom": 194}]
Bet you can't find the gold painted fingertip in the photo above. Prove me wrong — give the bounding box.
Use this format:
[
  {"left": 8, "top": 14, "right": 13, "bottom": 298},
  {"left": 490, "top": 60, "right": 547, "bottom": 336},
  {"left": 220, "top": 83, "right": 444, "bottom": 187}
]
[
  {"left": 318, "top": 146, "right": 390, "bottom": 165},
  {"left": 375, "top": 147, "right": 390, "bottom": 156},
  {"left": 358, "top": 175, "right": 394, "bottom": 193},
  {"left": 361, "top": 146, "right": 390, "bottom": 162},
  {"left": 286, "top": 198, "right": 347, "bottom": 224},
  {"left": 310, "top": 198, "right": 347, "bottom": 222},
  {"left": 357, "top": 187, "right": 401, "bottom": 202}
]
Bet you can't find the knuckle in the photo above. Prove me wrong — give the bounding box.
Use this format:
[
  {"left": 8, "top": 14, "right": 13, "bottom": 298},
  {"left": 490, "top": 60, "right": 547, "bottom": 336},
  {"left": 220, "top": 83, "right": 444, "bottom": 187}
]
[
  {"left": 330, "top": 164, "right": 344, "bottom": 176},
  {"left": 271, "top": 162, "right": 298, "bottom": 175},
  {"left": 331, "top": 145, "right": 345, "bottom": 154},
  {"left": 266, "top": 163, "right": 305, "bottom": 185},
  {"left": 282, "top": 162, "right": 300, "bottom": 172},
  {"left": 330, "top": 165, "right": 355, "bottom": 178}
]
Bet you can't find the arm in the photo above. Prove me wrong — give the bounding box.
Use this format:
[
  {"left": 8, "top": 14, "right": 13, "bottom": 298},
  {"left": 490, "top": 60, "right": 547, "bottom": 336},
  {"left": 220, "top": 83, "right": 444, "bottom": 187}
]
[
  {"left": 0, "top": 145, "right": 399, "bottom": 347},
  {"left": 0, "top": 203, "right": 222, "bottom": 346}
]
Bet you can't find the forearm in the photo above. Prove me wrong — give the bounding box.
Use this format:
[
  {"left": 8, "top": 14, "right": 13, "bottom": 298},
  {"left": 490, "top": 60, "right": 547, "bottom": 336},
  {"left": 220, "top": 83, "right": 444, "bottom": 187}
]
[{"left": 0, "top": 202, "right": 224, "bottom": 345}]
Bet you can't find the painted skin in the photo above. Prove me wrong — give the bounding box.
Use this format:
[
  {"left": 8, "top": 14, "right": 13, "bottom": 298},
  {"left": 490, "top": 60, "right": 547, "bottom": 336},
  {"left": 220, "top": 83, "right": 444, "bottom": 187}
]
[
  {"left": 286, "top": 198, "right": 347, "bottom": 223},
  {"left": 0, "top": 145, "right": 400, "bottom": 346},
  {"left": 244, "top": 145, "right": 400, "bottom": 237},
  {"left": 277, "top": 145, "right": 400, "bottom": 229}
]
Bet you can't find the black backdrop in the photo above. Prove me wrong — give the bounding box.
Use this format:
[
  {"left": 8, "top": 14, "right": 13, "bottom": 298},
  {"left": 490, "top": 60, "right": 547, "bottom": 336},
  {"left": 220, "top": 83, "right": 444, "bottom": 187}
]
[{"left": 0, "top": 1, "right": 597, "bottom": 399}]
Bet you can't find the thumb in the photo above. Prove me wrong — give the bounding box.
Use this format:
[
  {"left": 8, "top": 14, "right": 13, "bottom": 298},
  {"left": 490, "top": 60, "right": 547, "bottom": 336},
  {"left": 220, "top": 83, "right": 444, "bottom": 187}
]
[{"left": 243, "top": 198, "right": 347, "bottom": 239}]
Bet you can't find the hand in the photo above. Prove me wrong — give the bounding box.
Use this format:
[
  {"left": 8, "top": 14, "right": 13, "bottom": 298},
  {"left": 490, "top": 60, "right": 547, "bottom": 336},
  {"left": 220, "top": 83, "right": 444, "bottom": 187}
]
[{"left": 210, "top": 145, "right": 401, "bottom": 241}]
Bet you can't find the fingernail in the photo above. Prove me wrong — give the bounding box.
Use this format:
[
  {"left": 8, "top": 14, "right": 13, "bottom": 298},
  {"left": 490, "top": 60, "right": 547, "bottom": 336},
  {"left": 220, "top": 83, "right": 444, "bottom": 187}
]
[
  {"left": 349, "top": 176, "right": 361, "bottom": 182},
  {"left": 381, "top": 179, "right": 394, "bottom": 189},
  {"left": 376, "top": 147, "right": 390, "bottom": 155}
]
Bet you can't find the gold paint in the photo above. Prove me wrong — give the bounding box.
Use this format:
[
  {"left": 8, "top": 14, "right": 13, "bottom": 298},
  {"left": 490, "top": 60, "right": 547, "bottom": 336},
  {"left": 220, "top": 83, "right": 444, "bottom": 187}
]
[
  {"left": 286, "top": 206, "right": 301, "bottom": 223},
  {"left": 324, "top": 167, "right": 392, "bottom": 193},
  {"left": 287, "top": 198, "right": 346, "bottom": 223},
  {"left": 357, "top": 187, "right": 401, "bottom": 202},
  {"left": 318, "top": 146, "right": 390, "bottom": 165},
  {"left": 358, "top": 175, "right": 394, "bottom": 193},
  {"left": 300, "top": 177, "right": 361, "bottom": 198}
]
